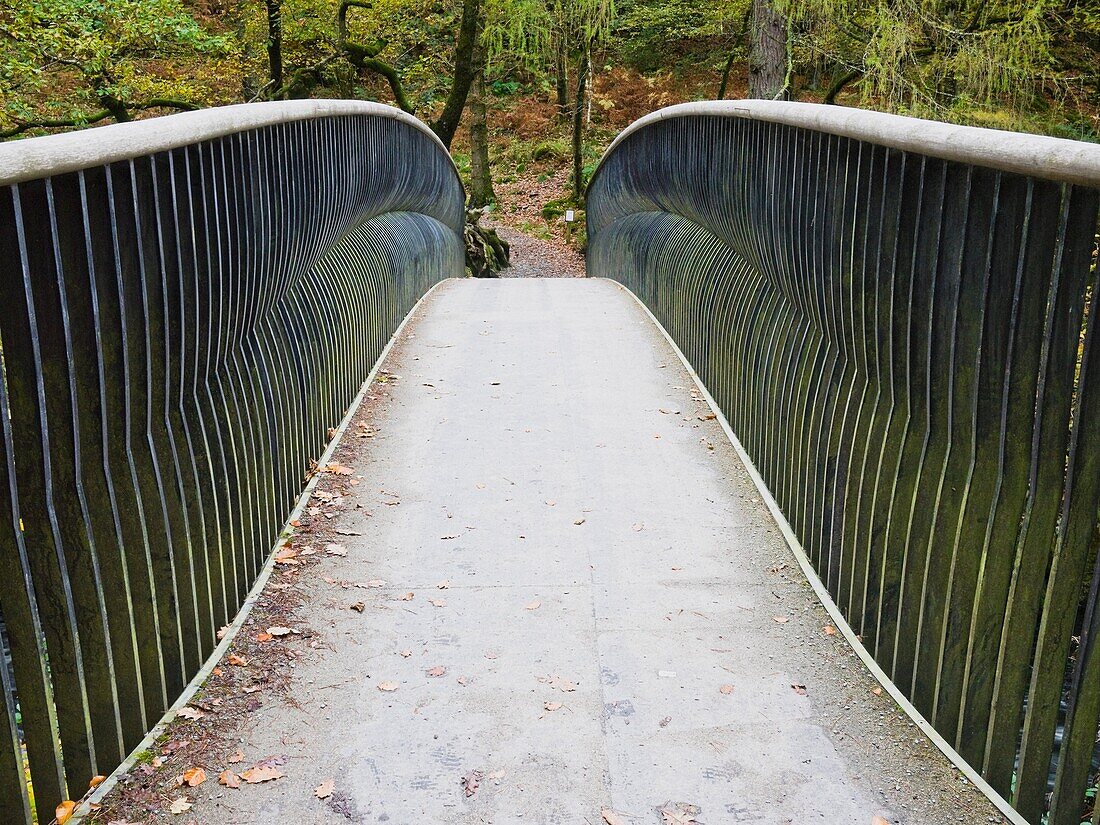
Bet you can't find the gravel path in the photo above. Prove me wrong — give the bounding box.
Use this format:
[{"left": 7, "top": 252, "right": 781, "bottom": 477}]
[{"left": 494, "top": 225, "right": 585, "bottom": 278}]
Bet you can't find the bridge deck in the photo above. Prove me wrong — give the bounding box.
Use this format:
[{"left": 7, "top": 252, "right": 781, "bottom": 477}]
[{"left": 174, "top": 279, "right": 1001, "bottom": 825}]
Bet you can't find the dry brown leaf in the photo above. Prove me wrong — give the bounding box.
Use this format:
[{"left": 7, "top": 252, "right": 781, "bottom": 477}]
[
  {"left": 268, "top": 626, "right": 293, "bottom": 637},
  {"left": 544, "top": 701, "right": 563, "bottom": 711},
  {"left": 871, "top": 686, "right": 883, "bottom": 697},
  {"left": 325, "top": 543, "right": 348, "bottom": 557},
  {"left": 791, "top": 683, "right": 807, "bottom": 696},
  {"left": 314, "top": 779, "right": 335, "bottom": 799},
  {"left": 89, "top": 774, "right": 106, "bottom": 789},
  {"left": 399, "top": 649, "right": 412, "bottom": 658},
  {"left": 871, "top": 818, "right": 890, "bottom": 825},
  {"left": 602, "top": 810, "right": 629, "bottom": 825},
  {"left": 177, "top": 706, "right": 205, "bottom": 720},
  {"left": 573, "top": 518, "right": 585, "bottom": 525},
  {"left": 182, "top": 767, "right": 206, "bottom": 787},
  {"left": 240, "top": 765, "right": 284, "bottom": 783},
  {"left": 436, "top": 580, "right": 450, "bottom": 589},
  {"left": 399, "top": 592, "right": 415, "bottom": 601},
  {"left": 426, "top": 665, "right": 447, "bottom": 677},
  {"left": 456, "top": 676, "right": 468, "bottom": 686},
  {"left": 462, "top": 770, "right": 482, "bottom": 797},
  {"left": 548, "top": 675, "right": 577, "bottom": 692},
  {"left": 484, "top": 651, "right": 498, "bottom": 660},
  {"left": 429, "top": 598, "right": 447, "bottom": 608},
  {"left": 218, "top": 770, "right": 241, "bottom": 789},
  {"left": 719, "top": 684, "right": 734, "bottom": 695},
  {"left": 274, "top": 547, "right": 299, "bottom": 564},
  {"left": 823, "top": 625, "right": 837, "bottom": 636},
  {"left": 55, "top": 801, "right": 76, "bottom": 824},
  {"left": 168, "top": 797, "right": 192, "bottom": 814},
  {"left": 255, "top": 632, "right": 273, "bottom": 643},
  {"left": 350, "top": 601, "right": 365, "bottom": 612},
  {"left": 227, "top": 654, "right": 248, "bottom": 667},
  {"left": 772, "top": 616, "right": 790, "bottom": 624},
  {"left": 326, "top": 464, "right": 354, "bottom": 476},
  {"left": 227, "top": 749, "right": 244, "bottom": 764},
  {"left": 525, "top": 600, "right": 541, "bottom": 611},
  {"left": 378, "top": 681, "right": 399, "bottom": 692}
]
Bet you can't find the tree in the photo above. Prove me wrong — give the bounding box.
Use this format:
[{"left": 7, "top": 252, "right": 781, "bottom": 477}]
[
  {"left": 0, "top": 0, "right": 227, "bottom": 137},
  {"left": 748, "top": 0, "right": 787, "bottom": 99}
]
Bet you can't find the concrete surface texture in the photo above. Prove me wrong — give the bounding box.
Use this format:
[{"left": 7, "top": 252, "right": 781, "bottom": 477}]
[{"left": 190, "top": 278, "right": 1005, "bottom": 824}]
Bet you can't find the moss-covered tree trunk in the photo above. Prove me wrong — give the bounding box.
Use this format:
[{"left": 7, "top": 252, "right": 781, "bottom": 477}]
[
  {"left": 571, "top": 49, "right": 589, "bottom": 200},
  {"left": 749, "top": 0, "right": 787, "bottom": 100},
  {"left": 555, "top": 34, "right": 570, "bottom": 120},
  {"left": 265, "top": 0, "right": 284, "bottom": 97},
  {"left": 468, "top": 43, "right": 495, "bottom": 208},
  {"left": 431, "top": 0, "right": 481, "bottom": 149}
]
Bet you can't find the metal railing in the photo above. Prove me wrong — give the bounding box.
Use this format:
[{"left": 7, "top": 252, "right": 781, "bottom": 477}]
[
  {"left": 587, "top": 100, "right": 1100, "bottom": 825},
  {"left": 0, "top": 101, "right": 464, "bottom": 822}
]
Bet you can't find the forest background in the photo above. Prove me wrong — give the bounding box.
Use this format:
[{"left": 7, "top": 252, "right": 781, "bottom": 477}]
[{"left": 2, "top": 0, "right": 1099, "bottom": 246}]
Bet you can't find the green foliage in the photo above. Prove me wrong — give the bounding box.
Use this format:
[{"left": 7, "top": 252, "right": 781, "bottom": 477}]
[
  {"left": 614, "top": 0, "right": 746, "bottom": 70},
  {"left": 0, "top": 0, "right": 228, "bottom": 133}
]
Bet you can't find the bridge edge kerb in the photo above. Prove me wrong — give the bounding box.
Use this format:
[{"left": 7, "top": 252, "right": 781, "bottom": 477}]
[
  {"left": 588, "top": 100, "right": 1100, "bottom": 192},
  {"left": 0, "top": 100, "right": 462, "bottom": 188}
]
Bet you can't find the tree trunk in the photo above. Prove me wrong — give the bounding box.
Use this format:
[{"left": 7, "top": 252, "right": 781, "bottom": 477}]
[
  {"left": 431, "top": 0, "right": 481, "bottom": 149},
  {"left": 555, "top": 34, "right": 570, "bottom": 119},
  {"left": 749, "top": 0, "right": 787, "bottom": 100},
  {"left": 571, "top": 49, "right": 590, "bottom": 201},
  {"left": 265, "top": 0, "right": 284, "bottom": 96},
  {"left": 468, "top": 44, "right": 495, "bottom": 208}
]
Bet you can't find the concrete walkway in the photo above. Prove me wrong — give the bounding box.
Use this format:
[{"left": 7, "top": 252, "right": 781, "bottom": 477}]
[{"left": 185, "top": 279, "right": 1003, "bottom": 825}]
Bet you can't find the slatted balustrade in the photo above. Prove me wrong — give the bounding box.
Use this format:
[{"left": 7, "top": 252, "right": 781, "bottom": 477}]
[{"left": 587, "top": 101, "right": 1100, "bottom": 825}]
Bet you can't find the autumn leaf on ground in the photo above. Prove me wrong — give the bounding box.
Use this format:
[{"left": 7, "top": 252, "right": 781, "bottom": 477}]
[
  {"left": 871, "top": 686, "right": 883, "bottom": 696},
  {"left": 871, "top": 817, "right": 890, "bottom": 825},
  {"left": 219, "top": 770, "right": 241, "bottom": 789},
  {"left": 227, "top": 749, "right": 244, "bottom": 763},
  {"left": 399, "top": 649, "right": 412, "bottom": 658},
  {"left": 719, "top": 684, "right": 734, "bottom": 695},
  {"left": 426, "top": 665, "right": 446, "bottom": 677},
  {"left": 436, "top": 580, "right": 450, "bottom": 589},
  {"left": 216, "top": 624, "right": 231, "bottom": 639},
  {"left": 548, "top": 675, "right": 577, "bottom": 692},
  {"left": 462, "top": 770, "right": 482, "bottom": 797},
  {"left": 241, "top": 765, "right": 285, "bottom": 783},
  {"left": 314, "top": 779, "right": 335, "bottom": 799},
  {"left": 544, "top": 701, "right": 564, "bottom": 711},
  {"left": 268, "top": 626, "right": 293, "bottom": 637},
  {"left": 378, "top": 681, "right": 399, "bottom": 691},
  {"left": 227, "top": 654, "right": 248, "bottom": 666},
  {"left": 169, "top": 797, "right": 192, "bottom": 814},
  {"left": 602, "top": 810, "right": 630, "bottom": 825},
  {"left": 89, "top": 774, "right": 106, "bottom": 789},
  {"left": 772, "top": 616, "right": 789, "bottom": 624},
  {"left": 573, "top": 518, "right": 585, "bottom": 525},
  {"left": 791, "top": 683, "right": 807, "bottom": 696},
  {"left": 182, "top": 767, "right": 206, "bottom": 787},
  {"left": 55, "top": 801, "right": 76, "bottom": 824},
  {"left": 177, "top": 706, "right": 205, "bottom": 720},
  {"left": 659, "top": 801, "right": 701, "bottom": 824},
  {"left": 255, "top": 632, "right": 273, "bottom": 643},
  {"left": 274, "top": 547, "right": 299, "bottom": 564},
  {"left": 350, "top": 601, "right": 365, "bottom": 612},
  {"left": 326, "top": 463, "right": 354, "bottom": 475},
  {"left": 325, "top": 543, "right": 348, "bottom": 557},
  {"left": 399, "top": 592, "right": 415, "bottom": 601},
  {"left": 823, "top": 625, "right": 837, "bottom": 636},
  {"left": 525, "top": 600, "right": 541, "bottom": 610},
  {"left": 429, "top": 598, "right": 447, "bottom": 608}
]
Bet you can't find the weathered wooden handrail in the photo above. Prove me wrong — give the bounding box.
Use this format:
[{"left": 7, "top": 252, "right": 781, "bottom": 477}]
[
  {"left": 0, "top": 101, "right": 464, "bottom": 822},
  {"left": 588, "top": 101, "right": 1100, "bottom": 825}
]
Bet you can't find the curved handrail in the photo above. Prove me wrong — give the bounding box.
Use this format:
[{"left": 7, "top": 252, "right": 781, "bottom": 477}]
[
  {"left": 591, "top": 100, "right": 1100, "bottom": 189},
  {"left": 587, "top": 101, "right": 1100, "bottom": 825},
  {"left": 0, "top": 100, "right": 460, "bottom": 187},
  {"left": 0, "top": 102, "right": 463, "bottom": 822}
]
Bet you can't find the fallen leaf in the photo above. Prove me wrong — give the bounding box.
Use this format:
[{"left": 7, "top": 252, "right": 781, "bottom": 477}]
[
  {"left": 182, "top": 767, "right": 206, "bottom": 787},
  {"left": 326, "top": 463, "right": 354, "bottom": 475},
  {"left": 399, "top": 649, "right": 412, "bottom": 658},
  {"left": 218, "top": 770, "right": 241, "bottom": 789},
  {"left": 791, "top": 683, "right": 807, "bottom": 696},
  {"left": 573, "top": 518, "right": 585, "bottom": 525},
  {"left": 399, "top": 592, "right": 415, "bottom": 601},
  {"left": 772, "top": 615, "right": 790, "bottom": 624},
  {"left": 659, "top": 801, "right": 701, "bottom": 824},
  {"left": 719, "top": 684, "right": 734, "bottom": 695},
  {"left": 227, "top": 750, "right": 244, "bottom": 764},
  {"left": 871, "top": 817, "right": 890, "bottom": 825},
  {"left": 89, "top": 774, "right": 107, "bottom": 789},
  {"left": 240, "top": 766, "right": 285, "bottom": 783},
  {"left": 274, "top": 547, "right": 299, "bottom": 564},
  {"left": 55, "top": 801, "right": 76, "bottom": 824},
  {"left": 255, "top": 632, "right": 273, "bottom": 643},
  {"left": 484, "top": 651, "right": 498, "bottom": 660},
  {"left": 378, "top": 681, "right": 399, "bottom": 692},
  {"left": 544, "top": 701, "right": 563, "bottom": 711},
  {"left": 314, "top": 779, "right": 335, "bottom": 799},
  {"left": 177, "top": 706, "right": 205, "bottom": 721},
  {"left": 548, "top": 675, "right": 577, "bottom": 692},
  {"left": 659, "top": 716, "right": 672, "bottom": 727},
  {"left": 436, "top": 580, "right": 450, "bottom": 589},
  {"left": 871, "top": 686, "right": 883, "bottom": 697},
  {"left": 268, "top": 626, "right": 293, "bottom": 637},
  {"left": 350, "top": 601, "right": 365, "bottom": 612},
  {"left": 325, "top": 543, "right": 348, "bottom": 557},
  {"left": 216, "top": 624, "right": 232, "bottom": 639},
  {"left": 426, "top": 665, "right": 447, "bottom": 677},
  {"left": 440, "top": 534, "right": 460, "bottom": 540},
  {"left": 227, "top": 654, "right": 248, "bottom": 666},
  {"left": 823, "top": 625, "right": 837, "bottom": 636},
  {"left": 168, "top": 797, "right": 192, "bottom": 814},
  {"left": 602, "top": 810, "right": 630, "bottom": 825},
  {"left": 462, "top": 770, "right": 482, "bottom": 797},
  {"left": 525, "top": 600, "right": 541, "bottom": 611},
  {"left": 429, "top": 598, "right": 447, "bottom": 608},
  {"left": 456, "top": 676, "right": 468, "bottom": 686}
]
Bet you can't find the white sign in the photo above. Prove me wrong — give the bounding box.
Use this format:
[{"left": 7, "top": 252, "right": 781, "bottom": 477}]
[{"left": 565, "top": 209, "right": 575, "bottom": 222}]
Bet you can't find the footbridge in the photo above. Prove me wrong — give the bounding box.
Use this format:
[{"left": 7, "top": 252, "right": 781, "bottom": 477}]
[{"left": 0, "top": 100, "right": 1097, "bottom": 825}]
